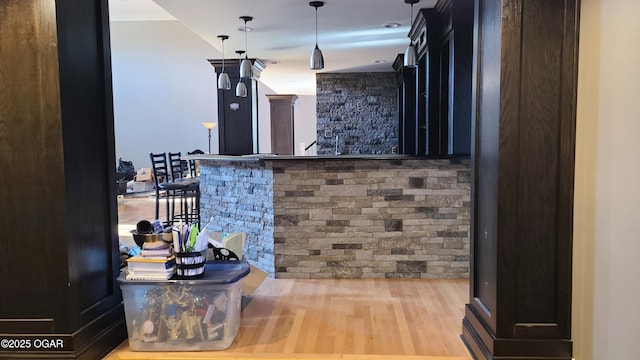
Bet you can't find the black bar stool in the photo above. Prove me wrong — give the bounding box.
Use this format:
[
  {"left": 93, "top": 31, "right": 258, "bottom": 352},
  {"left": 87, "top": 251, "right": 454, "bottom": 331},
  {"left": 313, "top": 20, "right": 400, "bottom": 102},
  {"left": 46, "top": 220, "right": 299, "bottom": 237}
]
[
  {"left": 168, "top": 152, "right": 200, "bottom": 227},
  {"left": 150, "top": 152, "right": 194, "bottom": 226}
]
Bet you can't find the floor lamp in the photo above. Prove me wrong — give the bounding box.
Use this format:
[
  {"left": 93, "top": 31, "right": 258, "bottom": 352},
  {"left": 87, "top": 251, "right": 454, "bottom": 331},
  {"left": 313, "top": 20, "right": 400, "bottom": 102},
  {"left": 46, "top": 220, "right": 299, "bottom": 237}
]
[{"left": 201, "top": 122, "right": 217, "bottom": 154}]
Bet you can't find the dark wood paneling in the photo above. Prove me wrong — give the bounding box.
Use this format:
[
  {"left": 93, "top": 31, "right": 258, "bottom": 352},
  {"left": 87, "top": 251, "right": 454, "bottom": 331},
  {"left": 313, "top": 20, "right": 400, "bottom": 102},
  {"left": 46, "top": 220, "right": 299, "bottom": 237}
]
[
  {"left": 472, "top": 0, "right": 503, "bottom": 333},
  {"left": 515, "top": 0, "right": 565, "bottom": 328},
  {"left": 403, "top": 66, "right": 418, "bottom": 154},
  {"left": 0, "top": 0, "right": 67, "bottom": 322},
  {"left": 393, "top": 56, "right": 405, "bottom": 153},
  {"left": 438, "top": 32, "right": 451, "bottom": 155},
  {"left": 417, "top": 55, "right": 427, "bottom": 154},
  {"left": 451, "top": 0, "right": 474, "bottom": 155},
  {"left": 55, "top": 0, "right": 121, "bottom": 331}
]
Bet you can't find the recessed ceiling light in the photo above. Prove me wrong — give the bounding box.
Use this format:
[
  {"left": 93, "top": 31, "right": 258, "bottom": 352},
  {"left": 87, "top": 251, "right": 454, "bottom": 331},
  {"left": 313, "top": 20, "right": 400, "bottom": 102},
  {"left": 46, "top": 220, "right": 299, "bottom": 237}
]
[
  {"left": 385, "top": 23, "right": 401, "bottom": 28},
  {"left": 270, "top": 60, "right": 280, "bottom": 65},
  {"left": 374, "top": 60, "right": 387, "bottom": 64},
  {"left": 238, "top": 26, "right": 254, "bottom": 32}
]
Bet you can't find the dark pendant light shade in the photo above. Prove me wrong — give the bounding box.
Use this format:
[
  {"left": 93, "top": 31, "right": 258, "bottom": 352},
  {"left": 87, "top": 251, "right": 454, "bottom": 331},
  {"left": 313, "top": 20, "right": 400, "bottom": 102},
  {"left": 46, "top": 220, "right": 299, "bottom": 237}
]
[
  {"left": 239, "top": 16, "right": 253, "bottom": 79},
  {"left": 404, "top": 0, "right": 419, "bottom": 68},
  {"left": 309, "top": 1, "right": 325, "bottom": 70},
  {"left": 217, "top": 35, "right": 231, "bottom": 90}
]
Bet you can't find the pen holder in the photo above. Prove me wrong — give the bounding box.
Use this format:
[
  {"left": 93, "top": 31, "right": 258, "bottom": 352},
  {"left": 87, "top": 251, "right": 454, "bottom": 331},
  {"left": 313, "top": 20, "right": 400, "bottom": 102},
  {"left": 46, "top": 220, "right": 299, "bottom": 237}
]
[{"left": 174, "top": 250, "right": 207, "bottom": 279}]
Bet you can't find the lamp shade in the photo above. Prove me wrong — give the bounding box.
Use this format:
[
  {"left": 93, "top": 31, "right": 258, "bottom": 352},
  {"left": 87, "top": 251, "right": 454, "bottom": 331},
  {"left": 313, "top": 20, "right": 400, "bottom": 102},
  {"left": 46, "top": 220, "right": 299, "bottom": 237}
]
[
  {"left": 236, "top": 81, "right": 247, "bottom": 98},
  {"left": 404, "top": 44, "right": 417, "bottom": 67},
  {"left": 240, "top": 58, "right": 252, "bottom": 79},
  {"left": 218, "top": 72, "right": 231, "bottom": 90},
  {"left": 202, "top": 122, "right": 217, "bottom": 130},
  {"left": 310, "top": 45, "right": 324, "bottom": 70}
]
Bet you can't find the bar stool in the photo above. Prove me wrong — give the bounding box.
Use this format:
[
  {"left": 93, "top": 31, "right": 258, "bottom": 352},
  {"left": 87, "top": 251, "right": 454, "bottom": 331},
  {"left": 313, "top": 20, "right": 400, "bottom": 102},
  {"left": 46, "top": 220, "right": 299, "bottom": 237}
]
[
  {"left": 187, "top": 149, "right": 204, "bottom": 178},
  {"left": 168, "top": 152, "right": 200, "bottom": 226},
  {"left": 150, "top": 152, "right": 193, "bottom": 226}
]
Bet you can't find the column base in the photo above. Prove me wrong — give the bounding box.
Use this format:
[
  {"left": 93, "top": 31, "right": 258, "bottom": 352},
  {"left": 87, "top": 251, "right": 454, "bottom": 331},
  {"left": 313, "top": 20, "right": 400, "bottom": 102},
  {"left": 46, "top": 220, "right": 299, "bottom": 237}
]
[{"left": 461, "top": 305, "right": 572, "bottom": 360}]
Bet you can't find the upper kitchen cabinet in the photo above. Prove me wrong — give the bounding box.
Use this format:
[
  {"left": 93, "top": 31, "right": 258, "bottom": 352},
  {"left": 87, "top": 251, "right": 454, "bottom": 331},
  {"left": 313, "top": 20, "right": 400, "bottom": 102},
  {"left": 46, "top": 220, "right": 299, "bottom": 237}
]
[{"left": 395, "top": 0, "right": 474, "bottom": 156}]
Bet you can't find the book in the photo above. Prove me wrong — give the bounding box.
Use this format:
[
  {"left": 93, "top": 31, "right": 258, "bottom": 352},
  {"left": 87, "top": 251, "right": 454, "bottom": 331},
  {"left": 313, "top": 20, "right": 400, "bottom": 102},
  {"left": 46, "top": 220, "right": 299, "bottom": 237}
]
[
  {"left": 141, "top": 246, "right": 172, "bottom": 257},
  {"left": 142, "top": 241, "right": 170, "bottom": 250},
  {"left": 125, "top": 266, "right": 175, "bottom": 281},
  {"left": 126, "top": 255, "right": 176, "bottom": 272},
  {"left": 125, "top": 272, "right": 174, "bottom": 281}
]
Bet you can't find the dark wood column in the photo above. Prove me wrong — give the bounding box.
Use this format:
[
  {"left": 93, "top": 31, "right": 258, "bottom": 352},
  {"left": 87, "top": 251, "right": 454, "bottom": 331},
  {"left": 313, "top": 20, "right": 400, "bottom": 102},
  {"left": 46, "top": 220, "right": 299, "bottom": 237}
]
[
  {"left": 461, "top": 0, "right": 580, "bottom": 359},
  {"left": 266, "top": 94, "right": 298, "bottom": 155},
  {"left": 0, "top": 0, "right": 126, "bottom": 358},
  {"left": 208, "top": 58, "right": 265, "bottom": 155}
]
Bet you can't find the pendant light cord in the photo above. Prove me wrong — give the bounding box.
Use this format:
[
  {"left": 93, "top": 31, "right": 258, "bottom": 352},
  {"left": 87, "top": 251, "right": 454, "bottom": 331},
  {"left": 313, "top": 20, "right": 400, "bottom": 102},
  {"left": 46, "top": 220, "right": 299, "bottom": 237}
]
[
  {"left": 410, "top": 3, "right": 414, "bottom": 27},
  {"left": 221, "top": 39, "right": 225, "bottom": 72},
  {"left": 315, "top": 7, "right": 319, "bottom": 46},
  {"left": 244, "top": 20, "right": 248, "bottom": 58}
]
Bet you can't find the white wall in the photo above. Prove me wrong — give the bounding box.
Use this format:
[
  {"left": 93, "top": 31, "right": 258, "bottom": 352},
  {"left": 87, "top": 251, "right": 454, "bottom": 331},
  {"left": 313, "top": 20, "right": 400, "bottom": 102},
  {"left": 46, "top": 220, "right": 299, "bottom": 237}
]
[
  {"left": 294, "top": 95, "right": 318, "bottom": 155},
  {"left": 110, "top": 21, "right": 219, "bottom": 171},
  {"left": 573, "top": 0, "right": 640, "bottom": 358}
]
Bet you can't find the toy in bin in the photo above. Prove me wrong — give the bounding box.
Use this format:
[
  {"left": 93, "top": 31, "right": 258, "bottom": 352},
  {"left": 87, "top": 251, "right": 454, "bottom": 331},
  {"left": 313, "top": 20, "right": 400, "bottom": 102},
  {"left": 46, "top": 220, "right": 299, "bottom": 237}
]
[
  {"left": 118, "top": 261, "right": 250, "bottom": 351},
  {"left": 207, "top": 231, "right": 246, "bottom": 261}
]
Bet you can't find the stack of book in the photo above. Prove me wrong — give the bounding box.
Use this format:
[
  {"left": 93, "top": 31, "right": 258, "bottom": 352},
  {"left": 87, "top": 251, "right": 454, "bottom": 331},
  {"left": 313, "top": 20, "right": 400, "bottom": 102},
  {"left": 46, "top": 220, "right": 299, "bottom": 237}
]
[{"left": 125, "top": 241, "right": 175, "bottom": 280}]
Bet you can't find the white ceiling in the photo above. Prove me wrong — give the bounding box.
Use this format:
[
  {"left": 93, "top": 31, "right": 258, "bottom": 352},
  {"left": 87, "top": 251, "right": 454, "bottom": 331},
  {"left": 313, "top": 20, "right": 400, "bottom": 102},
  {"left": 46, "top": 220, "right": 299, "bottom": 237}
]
[{"left": 109, "top": 0, "right": 437, "bottom": 95}]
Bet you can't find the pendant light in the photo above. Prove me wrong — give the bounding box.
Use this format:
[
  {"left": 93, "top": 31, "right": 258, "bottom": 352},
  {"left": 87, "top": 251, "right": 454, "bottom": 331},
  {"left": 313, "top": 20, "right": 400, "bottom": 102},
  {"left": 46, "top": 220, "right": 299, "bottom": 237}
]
[
  {"left": 309, "top": 1, "right": 325, "bottom": 70},
  {"left": 239, "top": 16, "right": 253, "bottom": 79},
  {"left": 217, "top": 35, "right": 231, "bottom": 90},
  {"left": 235, "top": 50, "right": 248, "bottom": 98},
  {"left": 404, "top": 0, "right": 419, "bottom": 68}
]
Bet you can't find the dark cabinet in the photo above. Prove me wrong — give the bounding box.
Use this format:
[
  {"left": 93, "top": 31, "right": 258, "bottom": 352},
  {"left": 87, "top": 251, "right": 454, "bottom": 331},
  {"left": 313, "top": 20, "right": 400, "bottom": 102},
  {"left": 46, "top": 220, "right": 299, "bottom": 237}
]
[
  {"left": 208, "top": 59, "right": 265, "bottom": 155},
  {"left": 394, "top": 0, "right": 473, "bottom": 156},
  {"left": 0, "top": 1, "right": 126, "bottom": 358}
]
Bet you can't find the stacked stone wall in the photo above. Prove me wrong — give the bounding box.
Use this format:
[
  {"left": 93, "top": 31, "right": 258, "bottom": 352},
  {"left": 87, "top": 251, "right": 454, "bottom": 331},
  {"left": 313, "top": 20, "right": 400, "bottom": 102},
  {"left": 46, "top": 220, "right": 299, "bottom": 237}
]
[
  {"left": 316, "top": 73, "right": 399, "bottom": 155},
  {"left": 272, "top": 158, "right": 470, "bottom": 279},
  {"left": 199, "top": 160, "right": 275, "bottom": 276}
]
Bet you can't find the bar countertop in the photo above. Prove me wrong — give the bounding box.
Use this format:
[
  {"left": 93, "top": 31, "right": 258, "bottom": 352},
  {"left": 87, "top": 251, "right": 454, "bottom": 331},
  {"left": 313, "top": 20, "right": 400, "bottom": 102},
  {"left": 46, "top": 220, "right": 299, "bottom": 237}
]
[{"left": 185, "top": 153, "right": 469, "bottom": 162}]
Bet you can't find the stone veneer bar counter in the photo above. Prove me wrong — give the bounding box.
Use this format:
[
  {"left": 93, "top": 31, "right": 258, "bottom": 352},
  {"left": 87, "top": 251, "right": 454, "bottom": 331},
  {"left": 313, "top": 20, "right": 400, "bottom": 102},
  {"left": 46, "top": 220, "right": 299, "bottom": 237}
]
[{"left": 191, "top": 154, "right": 470, "bottom": 279}]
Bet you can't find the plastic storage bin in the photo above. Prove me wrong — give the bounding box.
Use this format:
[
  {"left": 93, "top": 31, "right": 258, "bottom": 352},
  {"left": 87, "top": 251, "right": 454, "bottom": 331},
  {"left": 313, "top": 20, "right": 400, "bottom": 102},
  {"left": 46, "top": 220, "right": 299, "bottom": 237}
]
[{"left": 118, "top": 261, "right": 250, "bottom": 351}]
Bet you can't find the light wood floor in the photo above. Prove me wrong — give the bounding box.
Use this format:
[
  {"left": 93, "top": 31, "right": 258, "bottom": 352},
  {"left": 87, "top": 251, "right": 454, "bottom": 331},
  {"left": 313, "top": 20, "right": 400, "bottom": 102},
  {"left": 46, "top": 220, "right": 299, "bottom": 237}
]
[{"left": 106, "top": 196, "right": 471, "bottom": 360}]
